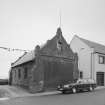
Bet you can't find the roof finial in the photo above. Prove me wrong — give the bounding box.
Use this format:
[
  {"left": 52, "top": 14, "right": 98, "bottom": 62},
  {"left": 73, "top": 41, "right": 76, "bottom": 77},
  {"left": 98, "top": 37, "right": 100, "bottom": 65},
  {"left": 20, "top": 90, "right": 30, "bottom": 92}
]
[
  {"left": 56, "top": 27, "right": 62, "bottom": 36},
  {"left": 56, "top": 9, "right": 62, "bottom": 36}
]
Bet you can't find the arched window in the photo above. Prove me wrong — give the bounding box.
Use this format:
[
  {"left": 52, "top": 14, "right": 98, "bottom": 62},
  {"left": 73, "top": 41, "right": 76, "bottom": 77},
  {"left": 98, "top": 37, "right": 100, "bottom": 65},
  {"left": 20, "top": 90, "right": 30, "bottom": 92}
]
[
  {"left": 57, "top": 40, "right": 62, "bottom": 51},
  {"left": 24, "top": 67, "right": 28, "bottom": 79},
  {"left": 18, "top": 69, "right": 21, "bottom": 79}
]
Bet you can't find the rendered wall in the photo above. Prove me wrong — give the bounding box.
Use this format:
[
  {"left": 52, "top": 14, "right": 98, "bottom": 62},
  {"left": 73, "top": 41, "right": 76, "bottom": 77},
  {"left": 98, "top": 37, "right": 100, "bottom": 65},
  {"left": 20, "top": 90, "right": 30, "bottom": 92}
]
[
  {"left": 70, "top": 36, "right": 92, "bottom": 79},
  {"left": 94, "top": 53, "right": 105, "bottom": 85}
]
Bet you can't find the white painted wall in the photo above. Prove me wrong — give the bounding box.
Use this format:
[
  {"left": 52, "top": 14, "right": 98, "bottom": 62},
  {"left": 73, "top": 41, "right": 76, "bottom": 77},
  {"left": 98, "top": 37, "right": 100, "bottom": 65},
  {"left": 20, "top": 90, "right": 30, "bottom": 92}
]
[
  {"left": 94, "top": 53, "right": 105, "bottom": 84},
  {"left": 70, "top": 36, "right": 92, "bottom": 79},
  {"left": 94, "top": 53, "right": 105, "bottom": 72},
  {"left": 70, "top": 36, "right": 105, "bottom": 85}
]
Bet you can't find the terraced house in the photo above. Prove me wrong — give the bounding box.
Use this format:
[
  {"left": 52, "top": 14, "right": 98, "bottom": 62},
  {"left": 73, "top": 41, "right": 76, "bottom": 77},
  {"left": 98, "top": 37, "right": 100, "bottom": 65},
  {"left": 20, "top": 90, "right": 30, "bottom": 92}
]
[
  {"left": 70, "top": 35, "right": 105, "bottom": 86},
  {"left": 9, "top": 28, "right": 78, "bottom": 93}
]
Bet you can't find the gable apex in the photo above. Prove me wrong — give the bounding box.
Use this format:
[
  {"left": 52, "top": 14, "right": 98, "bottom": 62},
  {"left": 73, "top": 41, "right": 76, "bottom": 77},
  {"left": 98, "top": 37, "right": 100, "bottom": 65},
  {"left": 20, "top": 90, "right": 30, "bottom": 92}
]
[{"left": 56, "top": 27, "right": 62, "bottom": 37}]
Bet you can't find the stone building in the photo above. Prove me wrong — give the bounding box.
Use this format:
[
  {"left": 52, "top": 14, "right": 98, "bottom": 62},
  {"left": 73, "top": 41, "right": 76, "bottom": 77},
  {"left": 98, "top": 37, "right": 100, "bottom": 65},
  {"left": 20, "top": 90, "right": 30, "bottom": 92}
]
[{"left": 9, "top": 28, "right": 78, "bottom": 93}]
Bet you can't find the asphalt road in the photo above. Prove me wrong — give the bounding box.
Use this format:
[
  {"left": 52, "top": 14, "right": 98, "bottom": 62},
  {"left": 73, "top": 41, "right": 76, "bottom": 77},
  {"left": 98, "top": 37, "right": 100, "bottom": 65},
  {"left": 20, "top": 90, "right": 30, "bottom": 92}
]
[{"left": 0, "top": 89, "right": 105, "bottom": 105}]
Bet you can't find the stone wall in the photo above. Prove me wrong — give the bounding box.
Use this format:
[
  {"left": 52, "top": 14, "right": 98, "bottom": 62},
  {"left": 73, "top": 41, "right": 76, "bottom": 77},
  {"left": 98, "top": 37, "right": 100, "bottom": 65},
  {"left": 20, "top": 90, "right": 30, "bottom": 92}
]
[
  {"left": 11, "top": 61, "right": 35, "bottom": 89},
  {"left": 10, "top": 28, "right": 79, "bottom": 93}
]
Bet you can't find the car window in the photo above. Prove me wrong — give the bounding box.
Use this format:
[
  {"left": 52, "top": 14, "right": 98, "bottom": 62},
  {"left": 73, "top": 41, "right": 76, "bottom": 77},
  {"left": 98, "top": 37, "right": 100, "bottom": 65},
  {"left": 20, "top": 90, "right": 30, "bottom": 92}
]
[
  {"left": 77, "top": 80, "right": 82, "bottom": 83},
  {"left": 78, "top": 81, "right": 82, "bottom": 83},
  {"left": 77, "top": 79, "right": 96, "bottom": 84}
]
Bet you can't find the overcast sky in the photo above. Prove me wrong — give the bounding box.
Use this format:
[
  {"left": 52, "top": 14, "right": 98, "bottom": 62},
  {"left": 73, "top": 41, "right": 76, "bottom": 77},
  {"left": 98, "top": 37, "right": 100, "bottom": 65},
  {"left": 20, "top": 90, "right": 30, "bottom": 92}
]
[{"left": 0, "top": 0, "right": 105, "bottom": 78}]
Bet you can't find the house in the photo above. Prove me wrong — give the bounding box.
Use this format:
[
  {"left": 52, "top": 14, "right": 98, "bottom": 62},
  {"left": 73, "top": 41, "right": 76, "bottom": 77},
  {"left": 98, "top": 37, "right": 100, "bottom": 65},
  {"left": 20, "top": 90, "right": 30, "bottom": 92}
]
[
  {"left": 9, "top": 28, "right": 78, "bottom": 93},
  {"left": 70, "top": 35, "right": 105, "bottom": 86}
]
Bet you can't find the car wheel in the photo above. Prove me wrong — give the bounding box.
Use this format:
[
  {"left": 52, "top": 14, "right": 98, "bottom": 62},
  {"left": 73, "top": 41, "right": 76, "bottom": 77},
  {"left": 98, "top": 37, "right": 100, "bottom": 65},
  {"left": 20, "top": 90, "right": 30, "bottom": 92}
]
[
  {"left": 89, "top": 86, "right": 93, "bottom": 91},
  {"left": 72, "top": 87, "right": 76, "bottom": 93}
]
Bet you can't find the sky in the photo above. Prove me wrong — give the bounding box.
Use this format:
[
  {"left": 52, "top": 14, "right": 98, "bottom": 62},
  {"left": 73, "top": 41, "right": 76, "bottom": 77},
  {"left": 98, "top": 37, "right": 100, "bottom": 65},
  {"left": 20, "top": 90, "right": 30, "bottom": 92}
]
[{"left": 0, "top": 0, "right": 105, "bottom": 78}]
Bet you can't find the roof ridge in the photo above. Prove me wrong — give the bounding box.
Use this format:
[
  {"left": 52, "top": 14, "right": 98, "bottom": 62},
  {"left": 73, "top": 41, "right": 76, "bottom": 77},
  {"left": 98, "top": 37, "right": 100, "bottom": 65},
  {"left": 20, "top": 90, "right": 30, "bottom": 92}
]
[
  {"left": 75, "top": 35, "right": 105, "bottom": 54},
  {"left": 11, "top": 52, "right": 27, "bottom": 66},
  {"left": 74, "top": 35, "right": 105, "bottom": 48},
  {"left": 80, "top": 36, "right": 105, "bottom": 48},
  {"left": 11, "top": 51, "right": 34, "bottom": 67}
]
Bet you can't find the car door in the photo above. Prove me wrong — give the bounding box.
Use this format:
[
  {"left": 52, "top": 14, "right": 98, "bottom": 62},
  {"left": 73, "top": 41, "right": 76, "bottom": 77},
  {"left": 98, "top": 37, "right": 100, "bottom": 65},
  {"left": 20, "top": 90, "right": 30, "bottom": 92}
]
[
  {"left": 77, "top": 81, "right": 83, "bottom": 90},
  {"left": 82, "top": 80, "right": 89, "bottom": 90}
]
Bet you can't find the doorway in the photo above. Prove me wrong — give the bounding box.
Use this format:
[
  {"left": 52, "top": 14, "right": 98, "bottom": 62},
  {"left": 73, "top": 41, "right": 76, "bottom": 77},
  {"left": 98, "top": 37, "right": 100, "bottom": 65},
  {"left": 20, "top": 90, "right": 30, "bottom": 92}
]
[{"left": 96, "top": 72, "right": 104, "bottom": 86}]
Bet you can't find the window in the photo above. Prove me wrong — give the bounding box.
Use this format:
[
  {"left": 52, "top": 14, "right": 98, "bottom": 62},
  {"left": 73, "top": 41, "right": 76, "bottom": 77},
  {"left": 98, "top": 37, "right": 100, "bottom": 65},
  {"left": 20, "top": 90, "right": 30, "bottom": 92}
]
[
  {"left": 18, "top": 69, "right": 21, "bottom": 79},
  {"left": 80, "top": 71, "right": 83, "bottom": 79},
  {"left": 99, "top": 56, "right": 104, "bottom": 64},
  {"left": 14, "top": 70, "right": 16, "bottom": 78},
  {"left": 24, "top": 68, "right": 28, "bottom": 79}
]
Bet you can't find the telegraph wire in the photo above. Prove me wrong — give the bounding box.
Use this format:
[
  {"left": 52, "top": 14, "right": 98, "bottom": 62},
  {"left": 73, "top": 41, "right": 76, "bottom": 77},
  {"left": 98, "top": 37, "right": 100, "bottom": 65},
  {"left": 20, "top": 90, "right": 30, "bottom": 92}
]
[{"left": 0, "top": 47, "right": 30, "bottom": 52}]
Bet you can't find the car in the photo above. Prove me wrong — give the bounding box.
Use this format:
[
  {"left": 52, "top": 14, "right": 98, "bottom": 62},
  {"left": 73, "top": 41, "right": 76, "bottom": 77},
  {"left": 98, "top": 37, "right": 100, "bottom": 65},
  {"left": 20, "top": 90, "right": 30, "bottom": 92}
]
[{"left": 57, "top": 79, "right": 97, "bottom": 94}]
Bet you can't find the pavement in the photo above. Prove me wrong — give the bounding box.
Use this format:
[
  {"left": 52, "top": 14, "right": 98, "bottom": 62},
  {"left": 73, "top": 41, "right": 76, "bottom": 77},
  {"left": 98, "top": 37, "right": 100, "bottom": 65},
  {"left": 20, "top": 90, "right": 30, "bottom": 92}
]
[
  {"left": 0, "top": 85, "right": 60, "bottom": 100},
  {"left": 95, "top": 86, "right": 105, "bottom": 90},
  {"left": 0, "top": 85, "right": 105, "bottom": 101},
  {"left": 1, "top": 86, "right": 105, "bottom": 105}
]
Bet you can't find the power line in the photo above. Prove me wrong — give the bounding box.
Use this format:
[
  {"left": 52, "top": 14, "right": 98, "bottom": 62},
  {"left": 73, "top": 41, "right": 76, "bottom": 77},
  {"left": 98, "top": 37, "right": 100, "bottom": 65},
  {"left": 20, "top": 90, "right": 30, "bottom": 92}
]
[{"left": 0, "top": 47, "right": 30, "bottom": 52}]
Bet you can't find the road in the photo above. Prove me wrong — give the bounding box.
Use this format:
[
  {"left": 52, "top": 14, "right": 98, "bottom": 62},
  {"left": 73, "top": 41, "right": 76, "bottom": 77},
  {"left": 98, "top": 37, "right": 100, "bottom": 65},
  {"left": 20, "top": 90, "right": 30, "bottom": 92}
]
[{"left": 0, "top": 89, "right": 105, "bottom": 105}]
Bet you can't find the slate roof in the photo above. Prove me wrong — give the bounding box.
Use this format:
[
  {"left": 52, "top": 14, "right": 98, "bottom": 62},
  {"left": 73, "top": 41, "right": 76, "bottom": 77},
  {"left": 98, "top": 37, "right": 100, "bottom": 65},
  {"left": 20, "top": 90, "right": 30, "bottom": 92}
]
[
  {"left": 11, "top": 51, "right": 35, "bottom": 67},
  {"left": 77, "top": 35, "right": 105, "bottom": 54}
]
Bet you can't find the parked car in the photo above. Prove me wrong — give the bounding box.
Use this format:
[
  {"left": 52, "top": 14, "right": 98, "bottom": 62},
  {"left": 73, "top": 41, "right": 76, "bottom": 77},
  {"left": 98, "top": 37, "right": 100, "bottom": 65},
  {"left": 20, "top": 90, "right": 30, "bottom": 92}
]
[{"left": 57, "top": 79, "right": 97, "bottom": 94}]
